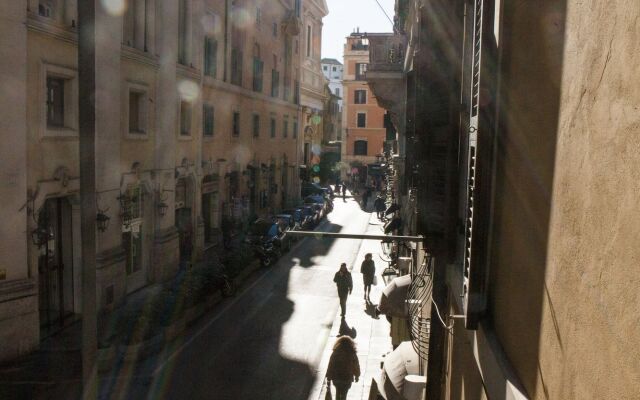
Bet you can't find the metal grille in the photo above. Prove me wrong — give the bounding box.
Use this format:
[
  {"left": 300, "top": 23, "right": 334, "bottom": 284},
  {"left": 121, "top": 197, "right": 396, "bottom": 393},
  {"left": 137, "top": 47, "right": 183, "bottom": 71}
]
[
  {"left": 471, "top": 0, "right": 483, "bottom": 117},
  {"left": 407, "top": 254, "right": 433, "bottom": 365},
  {"left": 463, "top": 128, "right": 477, "bottom": 313}
]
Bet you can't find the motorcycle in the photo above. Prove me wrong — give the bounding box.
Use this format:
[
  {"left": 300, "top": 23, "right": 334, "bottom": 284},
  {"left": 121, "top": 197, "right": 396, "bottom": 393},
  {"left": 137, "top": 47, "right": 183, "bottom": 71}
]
[{"left": 253, "top": 239, "right": 281, "bottom": 267}]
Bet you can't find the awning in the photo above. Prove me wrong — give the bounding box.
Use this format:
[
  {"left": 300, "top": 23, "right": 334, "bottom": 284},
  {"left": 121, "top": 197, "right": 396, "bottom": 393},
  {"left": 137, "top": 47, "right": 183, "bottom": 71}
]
[
  {"left": 376, "top": 341, "right": 423, "bottom": 400},
  {"left": 378, "top": 275, "right": 411, "bottom": 318}
]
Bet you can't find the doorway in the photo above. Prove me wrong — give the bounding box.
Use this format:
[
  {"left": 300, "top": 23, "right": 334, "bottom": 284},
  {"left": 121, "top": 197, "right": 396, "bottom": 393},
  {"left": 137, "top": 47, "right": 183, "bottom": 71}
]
[{"left": 38, "top": 197, "right": 75, "bottom": 334}]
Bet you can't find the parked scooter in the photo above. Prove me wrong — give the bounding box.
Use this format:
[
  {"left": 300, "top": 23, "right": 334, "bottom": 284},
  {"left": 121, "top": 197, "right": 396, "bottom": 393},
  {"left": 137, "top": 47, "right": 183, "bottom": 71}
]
[{"left": 253, "top": 239, "right": 281, "bottom": 267}]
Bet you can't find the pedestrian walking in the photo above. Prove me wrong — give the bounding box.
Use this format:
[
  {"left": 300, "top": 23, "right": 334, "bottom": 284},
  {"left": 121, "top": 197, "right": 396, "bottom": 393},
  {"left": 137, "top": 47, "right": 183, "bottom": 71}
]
[
  {"left": 326, "top": 336, "right": 361, "bottom": 400},
  {"left": 374, "top": 196, "right": 386, "bottom": 220},
  {"left": 333, "top": 263, "right": 353, "bottom": 317},
  {"left": 341, "top": 184, "right": 347, "bottom": 201},
  {"left": 362, "top": 187, "right": 372, "bottom": 209},
  {"left": 360, "top": 253, "right": 375, "bottom": 300}
]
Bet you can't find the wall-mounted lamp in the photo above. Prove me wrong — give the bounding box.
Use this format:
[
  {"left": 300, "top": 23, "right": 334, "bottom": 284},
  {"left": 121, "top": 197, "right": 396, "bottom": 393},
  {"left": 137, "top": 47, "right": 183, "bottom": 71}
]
[
  {"left": 157, "top": 201, "right": 169, "bottom": 217},
  {"left": 96, "top": 211, "right": 110, "bottom": 232},
  {"left": 31, "top": 227, "right": 50, "bottom": 248}
]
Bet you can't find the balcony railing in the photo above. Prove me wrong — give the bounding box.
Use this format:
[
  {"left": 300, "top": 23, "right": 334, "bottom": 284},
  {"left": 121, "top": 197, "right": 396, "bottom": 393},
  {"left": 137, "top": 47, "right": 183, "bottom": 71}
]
[{"left": 367, "top": 34, "right": 407, "bottom": 73}]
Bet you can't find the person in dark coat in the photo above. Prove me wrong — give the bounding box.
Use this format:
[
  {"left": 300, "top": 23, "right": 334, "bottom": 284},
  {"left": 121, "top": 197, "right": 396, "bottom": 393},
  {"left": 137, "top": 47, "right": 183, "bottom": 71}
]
[
  {"left": 360, "top": 253, "right": 375, "bottom": 300},
  {"left": 374, "top": 196, "right": 386, "bottom": 220},
  {"left": 326, "top": 336, "right": 361, "bottom": 400},
  {"left": 333, "top": 263, "right": 353, "bottom": 317},
  {"left": 341, "top": 184, "right": 347, "bottom": 201}
]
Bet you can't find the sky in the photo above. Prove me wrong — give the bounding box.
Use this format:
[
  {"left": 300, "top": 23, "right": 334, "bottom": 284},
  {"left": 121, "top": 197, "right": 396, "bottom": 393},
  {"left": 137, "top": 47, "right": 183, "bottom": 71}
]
[{"left": 321, "top": 0, "right": 395, "bottom": 63}]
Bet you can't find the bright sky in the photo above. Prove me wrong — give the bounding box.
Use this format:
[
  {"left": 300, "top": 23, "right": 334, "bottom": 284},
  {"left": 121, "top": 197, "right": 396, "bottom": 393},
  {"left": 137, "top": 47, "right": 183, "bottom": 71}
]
[{"left": 321, "top": 0, "right": 395, "bottom": 63}]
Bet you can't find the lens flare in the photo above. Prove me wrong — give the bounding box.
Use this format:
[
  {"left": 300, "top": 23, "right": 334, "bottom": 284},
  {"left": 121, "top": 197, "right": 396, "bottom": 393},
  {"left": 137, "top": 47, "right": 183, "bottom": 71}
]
[{"left": 100, "top": 0, "right": 127, "bottom": 16}]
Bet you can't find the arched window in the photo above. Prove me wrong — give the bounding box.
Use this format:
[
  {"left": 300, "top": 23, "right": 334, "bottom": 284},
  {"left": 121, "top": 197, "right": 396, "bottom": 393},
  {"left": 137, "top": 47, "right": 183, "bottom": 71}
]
[{"left": 354, "top": 140, "right": 368, "bottom": 156}]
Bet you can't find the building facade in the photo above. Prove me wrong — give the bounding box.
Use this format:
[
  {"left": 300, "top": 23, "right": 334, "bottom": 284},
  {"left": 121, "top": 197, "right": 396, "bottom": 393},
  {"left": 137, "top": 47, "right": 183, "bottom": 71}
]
[
  {"left": 321, "top": 57, "right": 343, "bottom": 109},
  {"left": 341, "top": 31, "right": 387, "bottom": 185},
  {"left": 0, "top": 0, "right": 310, "bottom": 363},
  {"left": 367, "top": 0, "right": 640, "bottom": 399},
  {"left": 299, "top": 0, "right": 328, "bottom": 181}
]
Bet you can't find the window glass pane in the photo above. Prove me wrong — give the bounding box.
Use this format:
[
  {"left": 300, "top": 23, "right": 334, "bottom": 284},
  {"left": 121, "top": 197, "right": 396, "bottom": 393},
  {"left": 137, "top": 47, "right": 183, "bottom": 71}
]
[
  {"left": 203, "top": 105, "right": 214, "bottom": 136},
  {"left": 270, "top": 118, "right": 276, "bottom": 138},
  {"left": 233, "top": 112, "right": 240, "bottom": 136},
  {"left": 180, "top": 101, "right": 191, "bottom": 135},
  {"left": 357, "top": 113, "right": 366, "bottom": 128},
  {"left": 253, "top": 114, "right": 260, "bottom": 137},
  {"left": 46, "top": 77, "right": 65, "bottom": 127}
]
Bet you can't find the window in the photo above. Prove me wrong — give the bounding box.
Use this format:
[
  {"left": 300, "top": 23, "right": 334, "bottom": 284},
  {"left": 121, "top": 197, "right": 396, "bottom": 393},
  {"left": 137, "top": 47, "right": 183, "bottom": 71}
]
[
  {"left": 270, "top": 117, "right": 276, "bottom": 138},
  {"left": 335, "top": 88, "right": 340, "bottom": 96},
  {"left": 304, "top": 143, "right": 310, "bottom": 164},
  {"left": 123, "top": 0, "right": 148, "bottom": 50},
  {"left": 253, "top": 58, "right": 264, "bottom": 92},
  {"left": 252, "top": 114, "right": 260, "bottom": 137},
  {"left": 39, "top": 1, "right": 54, "bottom": 18},
  {"left": 178, "top": 0, "right": 188, "bottom": 64},
  {"left": 354, "top": 140, "right": 368, "bottom": 155},
  {"left": 203, "top": 104, "right": 214, "bottom": 137},
  {"left": 355, "top": 63, "right": 368, "bottom": 80},
  {"left": 204, "top": 37, "right": 218, "bottom": 77},
  {"left": 283, "top": 117, "right": 288, "bottom": 138},
  {"left": 293, "top": 120, "right": 298, "bottom": 139},
  {"left": 129, "top": 91, "right": 146, "bottom": 133},
  {"left": 255, "top": 7, "right": 261, "bottom": 27},
  {"left": 232, "top": 111, "right": 240, "bottom": 137},
  {"left": 122, "top": 185, "right": 143, "bottom": 275},
  {"left": 180, "top": 101, "right": 191, "bottom": 135},
  {"left": 357, "top": 112, "right": 366, "bottom": 128},
  {"left": 332, "top": 66, "right": 337, "bottom": 71},
  {"left": 231, "top": 48, "right": 243, "bottom": 86},
  {"left": 306, "top": 25, "right": 312, "bottom": 57},
  {"left": 294, "top": 80, "right": 300, "bottom": 104},
  {"left": 323, "top": 65, "right": 328, "bottom": 71},
  {"left": 271, "top": 70, "right": 280, "bottom": 97},
  {"left": 354, "top": 90, "right": 367, "bottom": 104},
  {"left": 46, "top": 77, "right": 65, "bottom": 128}
]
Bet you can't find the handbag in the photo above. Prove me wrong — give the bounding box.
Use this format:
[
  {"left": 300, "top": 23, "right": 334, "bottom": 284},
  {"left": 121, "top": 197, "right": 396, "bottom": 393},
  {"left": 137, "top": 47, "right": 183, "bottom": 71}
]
[
  {"left": 325, "top": 378, "right": 333, "bottom": 400},
  {"left": 372, "top": 275, "right": 378, "bottom": 286}
]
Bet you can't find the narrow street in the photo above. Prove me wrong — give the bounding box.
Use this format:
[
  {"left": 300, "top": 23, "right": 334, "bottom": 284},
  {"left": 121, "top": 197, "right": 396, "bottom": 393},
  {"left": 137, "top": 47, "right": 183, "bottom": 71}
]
[{"left": 110, "top": 194, "right": 380, "bottom": 400}]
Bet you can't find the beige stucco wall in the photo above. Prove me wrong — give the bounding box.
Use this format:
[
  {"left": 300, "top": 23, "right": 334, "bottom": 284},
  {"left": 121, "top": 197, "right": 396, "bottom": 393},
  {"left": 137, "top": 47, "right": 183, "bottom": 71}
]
[
  {"left": 0, "top": 1, "right": 39, "bottom": 364},
  {"left": 488, "top": 1, "right": 640, "bottom": 399}
]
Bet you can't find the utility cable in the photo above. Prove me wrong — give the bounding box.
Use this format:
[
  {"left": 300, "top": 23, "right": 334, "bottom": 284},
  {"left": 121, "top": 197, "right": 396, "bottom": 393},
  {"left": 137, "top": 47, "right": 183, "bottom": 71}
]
[{"left": 371, "top": 0, "right": 395, "bottom": 31}]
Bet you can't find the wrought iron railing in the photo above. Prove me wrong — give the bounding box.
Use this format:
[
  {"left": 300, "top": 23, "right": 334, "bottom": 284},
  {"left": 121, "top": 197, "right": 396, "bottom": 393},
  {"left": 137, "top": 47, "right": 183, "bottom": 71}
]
[{"left": 407, "top": 254, "right": 433, "bottom": 371}]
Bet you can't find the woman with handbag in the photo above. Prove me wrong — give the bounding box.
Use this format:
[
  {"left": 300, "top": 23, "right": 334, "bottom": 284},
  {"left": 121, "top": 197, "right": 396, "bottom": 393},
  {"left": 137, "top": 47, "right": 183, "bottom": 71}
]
[{"left": 326, "top": 336, "right": 361, "bottom": 400}]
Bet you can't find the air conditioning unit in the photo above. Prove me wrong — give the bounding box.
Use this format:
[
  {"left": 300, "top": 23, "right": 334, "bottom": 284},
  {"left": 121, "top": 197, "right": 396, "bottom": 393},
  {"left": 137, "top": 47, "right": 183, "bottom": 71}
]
[{"left": 397, "top": 257, "right": 411, "bottom": 272}]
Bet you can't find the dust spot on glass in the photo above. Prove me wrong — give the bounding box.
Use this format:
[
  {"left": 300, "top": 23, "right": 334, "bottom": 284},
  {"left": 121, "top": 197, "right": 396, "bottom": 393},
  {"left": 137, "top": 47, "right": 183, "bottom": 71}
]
[
  {"left": 178, "top": 80, "right": 200, "bottom": 102},
  {"left": 100, "top": 0, "right": 127, "bottom": 16}
]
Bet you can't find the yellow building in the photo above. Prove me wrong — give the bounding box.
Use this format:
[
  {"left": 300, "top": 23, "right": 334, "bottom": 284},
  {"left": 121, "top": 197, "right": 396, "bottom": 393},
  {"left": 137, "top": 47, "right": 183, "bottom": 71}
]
[{"left": 0, "top": 0, "right": 312, "bottom": 363}]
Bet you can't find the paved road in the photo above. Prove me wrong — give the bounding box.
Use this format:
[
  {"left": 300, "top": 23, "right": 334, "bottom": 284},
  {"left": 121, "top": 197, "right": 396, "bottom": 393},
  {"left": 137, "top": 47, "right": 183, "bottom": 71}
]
[{"left": 116, "top": 196, "right": 373, "bottom": 400}]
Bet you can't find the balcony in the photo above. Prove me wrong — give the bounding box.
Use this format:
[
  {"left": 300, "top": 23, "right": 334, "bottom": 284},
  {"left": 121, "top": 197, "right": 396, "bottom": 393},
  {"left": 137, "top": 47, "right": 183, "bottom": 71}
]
[{"left": 365, "top": 33, "right": 407, "bottom": 112}]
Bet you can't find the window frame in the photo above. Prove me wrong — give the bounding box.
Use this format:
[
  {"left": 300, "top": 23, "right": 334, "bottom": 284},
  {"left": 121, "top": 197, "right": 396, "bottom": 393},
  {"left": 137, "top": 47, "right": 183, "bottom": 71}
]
[
  {"left": 232, "top": 111, "right": 241, "bottom": 137},
  {"left": 203, "top": 104, "right": 215, "bottom": 138},
  {"left": 252, "top": 113, "right": 260, "bottom": 138},
  {"left": 179, "top": 100, "right": 192, "bottom": 137},
  {"left": 43, "top": 63, "right": 78, "bottom": 138},
  {"left": 353, "top": 140, "right": 368, "bottom": 156},
  {"left": 270, "top": 116, "right": 276, "bottom": 138},
  {"left": 354, "top": 89, "right": 367, "bottom": 104},
  {"left": 204, "top": 36, "right": 218, "bottom": 78}
]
